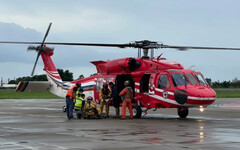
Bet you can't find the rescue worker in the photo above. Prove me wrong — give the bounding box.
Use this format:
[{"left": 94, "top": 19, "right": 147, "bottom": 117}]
[
  {"left": 119, "top": 80, "right": 133, "bottom": 119},
  {"left": 66, "top": 83, "right": 81, "bottom": 120},
  {"left": 75, "top": 88, "right": 85, "bottom": 108},
  {"left": 99, "top": 83, "right": 111, "bottom": 117},
  {"left": 79, "top": 88, "right": 84, "bottom": 94},
  {"left": 84, "top": 96, "right": 100, "bottom": 119},
  {"left": 74, "top": 94, "right": 85, "bottom": 119},
  {"left": 109, "top": 82, "right": 121, "bottom": 118}
]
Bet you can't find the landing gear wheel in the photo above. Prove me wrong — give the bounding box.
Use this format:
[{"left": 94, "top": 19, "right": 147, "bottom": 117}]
[
  {"left": 178, "top": 108, "right": 189, "bottom": 118},
  {"left": 132, "top": 105, "right": 142, "bottom": 118},
  {"left": 62, "top": 105, "right": 66, "bottom": 112}
]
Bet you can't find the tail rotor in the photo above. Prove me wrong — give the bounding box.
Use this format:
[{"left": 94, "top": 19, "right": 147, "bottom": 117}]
[{"left": 29, "top": 23, "right": 54, "bottom": 76}]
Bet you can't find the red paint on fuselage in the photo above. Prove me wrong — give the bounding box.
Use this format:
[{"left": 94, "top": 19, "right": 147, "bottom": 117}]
[{"left": 40, "top": 50, "right": 216, "bottom": 109}]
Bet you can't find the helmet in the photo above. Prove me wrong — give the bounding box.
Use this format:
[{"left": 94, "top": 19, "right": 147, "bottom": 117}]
[
  {"left": 124, "top": 80, "right": 130, "bottom": 86},
  {"left": 103, "top": 83, "right": 108, "bottom": 88},
  {"left": 87, "top": 96, "right": 93, "bottom": 100},
  {"left": 76, "top": 83, "right": 81, "bottom": 87},
  {"left": 108, "top": 82, "right": 114, "bottom": 86}
]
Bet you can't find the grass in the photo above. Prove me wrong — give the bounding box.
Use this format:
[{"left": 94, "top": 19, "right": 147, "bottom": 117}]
[
  {"left": 0, "top": 91, "right": 61, "bottom": 99},
  {"left": 215, "top": 90, "right": 240, "bottom": 98}
]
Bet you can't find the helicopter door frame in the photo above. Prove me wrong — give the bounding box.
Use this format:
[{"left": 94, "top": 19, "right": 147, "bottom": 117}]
[
  {"left": 140, "top": 74, "right": 151, "bottom": 93},
  {"left": 115, "top": 74, "right": 135, "bottom": 97},
  {"left": 149, "top": 74, "right": 157, "bottom": 95}
]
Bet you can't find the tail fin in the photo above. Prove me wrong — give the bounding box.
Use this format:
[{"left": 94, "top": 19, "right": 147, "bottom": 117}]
[
  {"left": 41, "top": 51, "right": 62, "bottom": 82},
  {"left": 40, "top": 50, "right": 69, "bottom": 97}
]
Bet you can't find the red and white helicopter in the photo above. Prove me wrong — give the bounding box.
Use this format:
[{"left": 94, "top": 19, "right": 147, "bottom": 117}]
[{"left": 2, "top": 23, "right": 240, "bottom": 118}]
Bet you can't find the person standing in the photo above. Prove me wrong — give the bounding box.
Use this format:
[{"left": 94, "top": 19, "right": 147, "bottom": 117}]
[
  {"left": 66, "top": 83, "right": 81, "bottom": 120},
  {"left": 109, "top": 82, "right": 121, "bottom": 118},
  {"left": 99, "top": 83, "right": 111, "bottom": 117},
  {"left": 119, "top": 80, "right": 133, "bottom": 119}
]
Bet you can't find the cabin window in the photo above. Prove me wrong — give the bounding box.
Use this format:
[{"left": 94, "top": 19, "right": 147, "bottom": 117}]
[
  {"left": 186, "top": 73, "right": 198, "bottom": 85},
  {"left": 171, "top": 73, "right": 190, "bottom": 87},
  {"left": 158, "top": 74, "right": 170, "bottom": 89},
  {"left": 194, "top": 73, "right": 208, "bottom": 85}
]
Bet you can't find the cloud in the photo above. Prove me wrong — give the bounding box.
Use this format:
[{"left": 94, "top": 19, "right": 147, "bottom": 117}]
[
  {"left": 0, "top": 1, "right": 127, "bottom": 34},
  {"left": 1, "top": 0, "right": 240, "bottom": 82}
]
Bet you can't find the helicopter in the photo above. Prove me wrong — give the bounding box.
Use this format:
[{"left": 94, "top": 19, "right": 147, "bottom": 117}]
[{"left": 1, "top": 23, "right": 240, "bottom": 118}]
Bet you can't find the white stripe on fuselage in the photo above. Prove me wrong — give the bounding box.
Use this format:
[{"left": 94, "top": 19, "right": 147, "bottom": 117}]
[
  {"left": 154, "top": 88, "right": 215, "bottom": 101},
  {"left": 135, "top": 87, "right": 214, "bottom": 107}
]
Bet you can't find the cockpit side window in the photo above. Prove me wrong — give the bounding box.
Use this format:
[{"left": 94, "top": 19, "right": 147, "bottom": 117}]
[
  {"left": 171, "top": 73, "right": 190, "bottom": 87},
  {"left": 194, "top": 73, "right": 208, "bottom": 85},
  {"left": 186, "top": 73, "right": 198, "bottom": 85},
  {"left": 158, "top": 74, "right": 170, "bottom": 89}
]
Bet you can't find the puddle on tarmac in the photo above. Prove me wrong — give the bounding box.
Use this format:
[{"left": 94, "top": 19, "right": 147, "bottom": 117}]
[
  {"left": 18, "top": 141, "right": 28, "bottom": 143},
  {"left": 140, "top": 137, "right": 164, "bottom": 144},
  {"left": 12, "top": 107, "right": 60, "bottom": 111},
  {"left": 213, "top": 128, "right": 240, "bottom": 143},
  {"left": 121, "top": 130, "right": 157, "bottom": 136}
]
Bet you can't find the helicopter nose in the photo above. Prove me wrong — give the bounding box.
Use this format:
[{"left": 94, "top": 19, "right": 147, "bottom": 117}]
[{"left": 186, "top": 86, "right": 216, "bottom": 106}]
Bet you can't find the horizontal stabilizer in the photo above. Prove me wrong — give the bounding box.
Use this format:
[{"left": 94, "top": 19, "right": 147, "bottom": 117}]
[
  {"left": 91, "top": 61, "right": 107, "bottom": 73},
  {"left": 16, "top": 81, "right": 51, "bottom": 92}
]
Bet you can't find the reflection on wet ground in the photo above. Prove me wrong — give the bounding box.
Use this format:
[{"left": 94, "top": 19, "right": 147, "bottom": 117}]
[{"left": 0, "top": 98, "right": 239, "bottom": 149}]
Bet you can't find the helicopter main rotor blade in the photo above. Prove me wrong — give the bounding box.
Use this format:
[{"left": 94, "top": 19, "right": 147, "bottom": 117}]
[
  {"left": 1, "top": 40, "right": 240, "bottom": 50},
  {"left": 0, "top": 41, "right": 43, "bottom": 44},
  {"left": 0, "top": 41, "right": 130, "bottom": 48},
  {"left": 161, "top": 45, "right": 240, "bottom": 51},
  {"left": 44, "top": 42, "right": 131, "bottom": 48}
]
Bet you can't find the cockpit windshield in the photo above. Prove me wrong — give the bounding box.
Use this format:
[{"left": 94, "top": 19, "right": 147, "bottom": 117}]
[
  {"left": 186, "top": 73, "right": 198, "bottom": 85},
  {"left": 194, "top": 73, "right": 208, "bottom": 85},
  {"left": 171, "top": 73, "right": 190, "bottom": 87}
]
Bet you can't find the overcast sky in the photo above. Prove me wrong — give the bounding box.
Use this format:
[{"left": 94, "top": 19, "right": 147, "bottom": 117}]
[{"left": 1, "top": 0, "right": 240, "bottom": 82}]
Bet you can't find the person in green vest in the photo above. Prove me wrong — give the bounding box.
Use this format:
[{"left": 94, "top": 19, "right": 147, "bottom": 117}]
[
  {"left": 74, "top": 93, "right": 85, "bottom": 119},
  {"left": 74, "top": 88, "right": 85, "bottom": 107}
]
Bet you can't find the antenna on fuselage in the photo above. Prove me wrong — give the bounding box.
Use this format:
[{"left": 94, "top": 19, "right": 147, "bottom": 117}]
[{"left": 188, "top": 65, "right": 195, "bottom": 70}]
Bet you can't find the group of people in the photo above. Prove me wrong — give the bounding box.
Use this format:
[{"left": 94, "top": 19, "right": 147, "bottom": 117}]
[{"left": 65, "top": 81, "right": 134, "bottom": 120}]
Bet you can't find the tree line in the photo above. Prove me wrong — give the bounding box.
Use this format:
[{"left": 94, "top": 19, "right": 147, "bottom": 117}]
[
  {"left": 206, "top": 77, "right": 240, "bottom": 88},
  {"left": 8, "top": 69, "right": 80, "bottom": 84}
]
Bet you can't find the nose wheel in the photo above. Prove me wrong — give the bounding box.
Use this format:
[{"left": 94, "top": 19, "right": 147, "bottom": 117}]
[
  {"left": 177, "top": 108, "right": 189, "bottom": 118},
  {"left": 132, "top": 105, "right": 142, "bottom": 118}
]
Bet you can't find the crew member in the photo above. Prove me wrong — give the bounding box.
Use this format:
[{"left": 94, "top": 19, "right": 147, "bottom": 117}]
[
  {"left": 84, "top": 96, "right": 100, "bottom": 119},
  {"left": 99, "top": 83, "right": 111, "bottom": 117},
  {"left": 109, "top": 82, "right": 121, "bottom": 118},
  {"left": 119, "top": 80, "right": 133, "bottom": 119},
  {"left": 75, "top": 88, "right": 85, "bottom": 108},
  {"left": 66, "top": 83, "right": 81, "bottom": 120},
  {"left": 74, "top": 94, "right": 85, "bottom": 119}
]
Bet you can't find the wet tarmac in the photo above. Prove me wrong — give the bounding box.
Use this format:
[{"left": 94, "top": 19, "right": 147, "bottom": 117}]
[{"left": 0, "top": 98, "right": 239, "bottom": 150}]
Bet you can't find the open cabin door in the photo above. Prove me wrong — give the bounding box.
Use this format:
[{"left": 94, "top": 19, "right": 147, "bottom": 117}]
[
  {"left": 138, "top": 74, "right": 157, "bottom": 106},
  {"left": 115, "top": 74, "right": 135, "bottom": 98}
]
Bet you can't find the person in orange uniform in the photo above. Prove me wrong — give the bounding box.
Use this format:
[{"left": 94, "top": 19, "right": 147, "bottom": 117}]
[
  {"left": 119, "top": 80, "right": 133, "bottom": 119},
  {"left": 99, "top": 83, "right": 111, "bottom": 117},
  {"left": 66, "top": 83, "right": 81, "bottom": 120}
]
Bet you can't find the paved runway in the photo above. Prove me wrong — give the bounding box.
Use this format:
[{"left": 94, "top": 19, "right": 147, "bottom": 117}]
[{"left": 0, "top": 98, "right": 239, "bottom": 150}]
